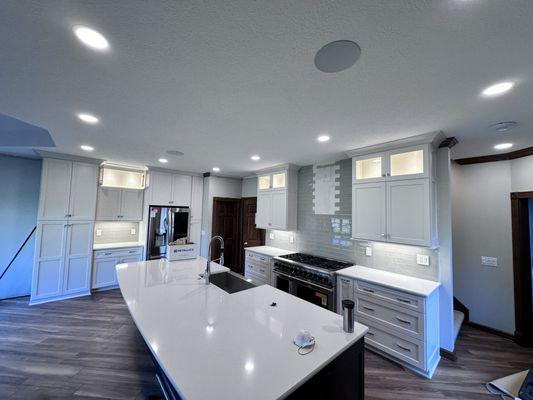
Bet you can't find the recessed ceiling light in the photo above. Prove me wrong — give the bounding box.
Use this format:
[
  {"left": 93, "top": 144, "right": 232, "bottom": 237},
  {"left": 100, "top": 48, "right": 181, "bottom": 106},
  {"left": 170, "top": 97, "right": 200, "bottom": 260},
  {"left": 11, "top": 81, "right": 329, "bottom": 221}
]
[
  {"left": 212, "top": 167, "right": 220, "bottom": 172},
  {"left": 80, "top": 144, "right": 94, "bottom": 152},
  {"left": 251, "top": 155, "right": 260, "bottom": 161},
  {"left": 314, "top": 40, "right": 361, "bottom": 73},
  {"left": 158, "top": 158, "right": 168, "bottom": 163},
  {"left": 73, "top": 25, "right": 109, "bottom": 51},
  {"left": 317, "top": 135, "right": 330, "bottom": 143},
  {"left": 481, "top": 81, "right": 514, "bottom": 97},
  {"left": 489, "top": 121, "right": 518, "bottom": 133},
  {"left": 77, "top": 113, "right": 99, "bottom": 124},
  {"left": 494, "top": 143, "right": 513, "bottom": 150}
]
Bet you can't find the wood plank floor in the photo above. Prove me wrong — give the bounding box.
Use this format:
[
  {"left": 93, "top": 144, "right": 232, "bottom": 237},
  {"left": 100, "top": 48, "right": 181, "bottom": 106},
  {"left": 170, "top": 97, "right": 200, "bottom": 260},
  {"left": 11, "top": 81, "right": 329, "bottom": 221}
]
[{"left": 0, "top": 290, "right": 531, "bottom": 399}]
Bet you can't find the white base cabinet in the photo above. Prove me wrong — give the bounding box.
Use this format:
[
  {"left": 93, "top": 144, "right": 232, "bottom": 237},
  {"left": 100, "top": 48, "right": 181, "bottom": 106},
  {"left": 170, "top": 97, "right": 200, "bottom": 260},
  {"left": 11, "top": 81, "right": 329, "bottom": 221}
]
[
  {"left": 337, "top": 275, "right": 440, "bottom": 378},
  {"left": 92, "top": 246, "right": 143, "bottom": 289},
  {"left": 244, "top": 250, "right": 273, "bottom": 285},
  {"left": 31, "top": 221, "right": 94, "bottom": 304}
]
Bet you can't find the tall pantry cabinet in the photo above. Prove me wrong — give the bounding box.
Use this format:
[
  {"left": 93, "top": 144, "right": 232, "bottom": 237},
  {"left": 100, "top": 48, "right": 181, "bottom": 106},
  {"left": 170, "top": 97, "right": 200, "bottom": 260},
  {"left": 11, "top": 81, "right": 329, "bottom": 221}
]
[{"left": 30, "top": 158, "right": 98, "bottom": 305}]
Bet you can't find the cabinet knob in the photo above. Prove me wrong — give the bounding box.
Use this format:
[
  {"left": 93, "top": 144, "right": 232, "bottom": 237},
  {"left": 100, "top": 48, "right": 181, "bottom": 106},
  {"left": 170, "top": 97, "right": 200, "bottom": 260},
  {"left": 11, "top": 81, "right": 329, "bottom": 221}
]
[{"left": 381, "top": 174, "right": 386, "bottom": 177}]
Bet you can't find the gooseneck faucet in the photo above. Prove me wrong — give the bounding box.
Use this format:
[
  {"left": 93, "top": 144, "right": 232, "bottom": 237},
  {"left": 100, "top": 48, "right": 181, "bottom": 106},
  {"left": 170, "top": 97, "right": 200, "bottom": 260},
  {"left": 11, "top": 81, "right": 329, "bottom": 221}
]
[{"left": 203, "top": 235, "right": 224, "bottom": 284}]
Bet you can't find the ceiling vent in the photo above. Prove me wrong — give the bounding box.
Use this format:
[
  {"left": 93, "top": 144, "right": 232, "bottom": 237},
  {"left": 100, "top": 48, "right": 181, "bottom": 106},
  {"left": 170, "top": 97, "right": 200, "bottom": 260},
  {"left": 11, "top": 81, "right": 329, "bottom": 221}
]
[{"left": 489, "top": 121, "right": 518, "bottom": 133}]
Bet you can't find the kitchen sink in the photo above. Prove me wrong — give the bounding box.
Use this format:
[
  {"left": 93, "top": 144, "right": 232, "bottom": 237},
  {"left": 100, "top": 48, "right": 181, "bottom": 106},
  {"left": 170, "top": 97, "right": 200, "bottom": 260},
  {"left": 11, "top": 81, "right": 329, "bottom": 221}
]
[{"left": 209, "top": 271, "right": 256, "bottom": 294}]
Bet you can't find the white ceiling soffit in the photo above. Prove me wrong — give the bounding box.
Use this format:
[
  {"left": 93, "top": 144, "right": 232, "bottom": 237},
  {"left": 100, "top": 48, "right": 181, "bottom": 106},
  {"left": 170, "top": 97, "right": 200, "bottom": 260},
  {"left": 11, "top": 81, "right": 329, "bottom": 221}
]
[{"left": 1, "top": 1, "right": 533, "bottom": 176}]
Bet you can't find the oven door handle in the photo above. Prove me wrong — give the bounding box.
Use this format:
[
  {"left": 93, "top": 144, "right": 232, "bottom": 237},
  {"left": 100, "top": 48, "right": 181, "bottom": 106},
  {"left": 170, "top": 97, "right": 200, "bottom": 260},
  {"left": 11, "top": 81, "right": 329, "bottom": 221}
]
[{"left": 273, "top": 270, "right": 334, "bottom": 293}]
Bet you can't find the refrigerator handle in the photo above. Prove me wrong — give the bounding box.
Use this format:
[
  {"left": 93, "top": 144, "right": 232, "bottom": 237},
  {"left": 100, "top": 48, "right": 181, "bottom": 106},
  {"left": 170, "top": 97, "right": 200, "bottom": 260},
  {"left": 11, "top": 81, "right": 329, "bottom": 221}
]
[{"left": 167, "top": 212, "right": 174, "bottom": 245}]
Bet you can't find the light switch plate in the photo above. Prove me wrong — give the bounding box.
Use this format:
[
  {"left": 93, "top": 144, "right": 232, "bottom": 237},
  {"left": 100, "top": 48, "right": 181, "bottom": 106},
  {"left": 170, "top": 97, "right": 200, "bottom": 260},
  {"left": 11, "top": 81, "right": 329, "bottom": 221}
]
[
  {"left": 289, "top": 235, "right": 294, "bottom": 244},
  {"left": 417, "top": 254, "right": 430, "bottom": 266},
  {"left": 365, "top": 246, "right": 372, "bottom": 257},
  {"left": 269, "top": 232, "right": 275, "bottom": 240},
  {"left": 481, "top": 256, "right": 498, "bottom": 267},
  {"left": 130, "top": 228, "right": 136, "bottom": 235},
  {"left": 95, "top": 229, "right": 102, "bottom": 237}
]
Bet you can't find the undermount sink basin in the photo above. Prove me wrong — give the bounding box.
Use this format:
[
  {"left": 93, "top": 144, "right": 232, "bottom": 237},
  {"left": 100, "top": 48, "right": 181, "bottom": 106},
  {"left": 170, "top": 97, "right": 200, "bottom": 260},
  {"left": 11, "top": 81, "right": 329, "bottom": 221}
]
[{"left": 209, "top": 271, "right": 256, "bottom": 294}]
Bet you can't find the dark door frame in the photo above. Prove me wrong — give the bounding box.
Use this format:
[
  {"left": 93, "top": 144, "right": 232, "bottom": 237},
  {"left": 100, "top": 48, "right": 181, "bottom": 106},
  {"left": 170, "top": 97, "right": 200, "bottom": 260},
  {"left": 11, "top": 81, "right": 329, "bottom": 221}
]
[
  {"left": 211, "top": 197, "right": 241, "bottom": 273},
  {"left": 239, "top": 197, "right": 266, "bottom": 270},
  {"left": 510, "top": 191, "right": 533, "bottom": 346}
]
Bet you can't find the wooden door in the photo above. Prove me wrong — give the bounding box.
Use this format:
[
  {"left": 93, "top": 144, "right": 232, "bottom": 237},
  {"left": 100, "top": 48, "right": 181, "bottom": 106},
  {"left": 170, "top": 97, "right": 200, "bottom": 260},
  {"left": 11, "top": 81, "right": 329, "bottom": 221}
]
[
  {"left": 171, "top": 174, "right": 192, "bottom": 206},
  {"left": 68, "top": 162, "right": 98, "bottom": 221},
  {"left": 120, "top": 189, "right": 144, "bottom": 220},
  {"left": 38, "top": 159, "right": 72, "bottom": 221},
  {"left": 212, "top": 197, "right": 241, "bottom": 274},
  {"left": 352, "top": 182, "right": 386, "bottom": 241},
  {"left": 240, "top": 197, "right": 265, "bottom": 269},
  {"left": 386, "top": 179, "right": 430, "bottom": 246}
]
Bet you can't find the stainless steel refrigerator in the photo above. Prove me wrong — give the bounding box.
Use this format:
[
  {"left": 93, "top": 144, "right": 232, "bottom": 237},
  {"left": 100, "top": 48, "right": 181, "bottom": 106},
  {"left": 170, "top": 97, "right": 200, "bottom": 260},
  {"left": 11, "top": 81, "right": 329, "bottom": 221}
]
[{"left": 146, "top": 206, "right": 190, "bottom": 260}]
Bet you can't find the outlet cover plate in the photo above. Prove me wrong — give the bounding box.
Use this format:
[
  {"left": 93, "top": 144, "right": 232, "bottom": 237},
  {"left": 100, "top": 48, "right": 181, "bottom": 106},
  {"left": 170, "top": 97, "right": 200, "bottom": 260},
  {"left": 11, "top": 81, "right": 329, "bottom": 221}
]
[
  {"left": 365, "top": 246, "right": 372, "bottom": 257},
  {"left": 289, "top": 235, "right": 294, "bottom": 244},
  {"left": 481, "top": 256, "right": 498, "bottom": 267},
  {"left": 95, "top": 229, "right": 102, "bottom": 237},
  {"left": 417, "top": 254, "right": 430, "bottom": 266},
  {"left": 269, "top": 232, "right": 275, "bottom": 240},
  {"left": 130, "top": 228, "right": 136, "bottom": 235}
]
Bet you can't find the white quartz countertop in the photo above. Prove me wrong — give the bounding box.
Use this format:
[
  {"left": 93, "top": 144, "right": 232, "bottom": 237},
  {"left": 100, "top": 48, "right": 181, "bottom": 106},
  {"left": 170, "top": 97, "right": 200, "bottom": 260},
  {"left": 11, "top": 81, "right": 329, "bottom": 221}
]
[
  {"left": 245, "top": 245, "right": 295, "bottom": 257},
  {"left": 116, "top": 257, "right": 367, "bottom": 400},
  {"left": 337, "top": 266, "right": 440, "bottom": 297},
  {"left": 93, "top": 242, "right": 144, "bottom": 250}
]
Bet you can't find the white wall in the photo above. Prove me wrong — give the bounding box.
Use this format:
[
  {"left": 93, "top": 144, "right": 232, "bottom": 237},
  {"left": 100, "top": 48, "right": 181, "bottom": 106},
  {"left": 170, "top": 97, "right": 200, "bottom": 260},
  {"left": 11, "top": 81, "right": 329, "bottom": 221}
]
[
  {"left": 452, "top": 155, "right": 533, "bottom": 334},
  {"left": 200, "top": 176, "right": 242, "bottom": 257},
  {"left": 0, "top": 155, "right": 41, "bottom": 299}
]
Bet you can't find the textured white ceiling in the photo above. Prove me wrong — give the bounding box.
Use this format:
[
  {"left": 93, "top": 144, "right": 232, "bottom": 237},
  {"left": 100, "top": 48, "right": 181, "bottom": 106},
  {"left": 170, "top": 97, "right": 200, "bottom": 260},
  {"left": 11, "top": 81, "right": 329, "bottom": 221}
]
[{"left": 1, "top": 0, "right": 532, "bottom": 175}]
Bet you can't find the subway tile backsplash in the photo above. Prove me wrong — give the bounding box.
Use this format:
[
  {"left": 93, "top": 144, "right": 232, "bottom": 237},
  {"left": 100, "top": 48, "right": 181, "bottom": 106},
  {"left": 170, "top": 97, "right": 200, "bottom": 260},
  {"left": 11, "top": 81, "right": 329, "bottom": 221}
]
[
  {"left": 266, "top": 159, "right": 438, "bottom": 281},
  {"left": 94, "top": 221, "right": 140, "bottom": 244}
]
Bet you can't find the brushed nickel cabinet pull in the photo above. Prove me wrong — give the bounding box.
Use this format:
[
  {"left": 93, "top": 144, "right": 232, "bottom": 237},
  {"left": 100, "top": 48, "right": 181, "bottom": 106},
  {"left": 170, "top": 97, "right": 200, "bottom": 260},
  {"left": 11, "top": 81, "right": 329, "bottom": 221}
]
[
  {"left": 362, "top": 306, "right": 374, "bottom": 312},
  {"left": 396, "top": 298, "right": 411, "bottom": 304},
  {"left": 366, "top": 331, "right": 375, "bottom": 336},
  {"left": 396, "top": 343, "right": 411, "bottom": 352},
  {"left": 362, "top": 288, "right": 374, "bottom": 293},
  {"left": 396, "top": 317, "right": 412, "bottom": 325}
]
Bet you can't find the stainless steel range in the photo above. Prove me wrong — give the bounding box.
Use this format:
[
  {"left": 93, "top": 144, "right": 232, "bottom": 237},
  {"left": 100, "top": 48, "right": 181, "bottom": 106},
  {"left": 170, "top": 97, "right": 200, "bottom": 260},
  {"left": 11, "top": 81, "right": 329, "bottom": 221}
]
[{"left": 272, "top": 253, "right": 353, "bottom": 312}]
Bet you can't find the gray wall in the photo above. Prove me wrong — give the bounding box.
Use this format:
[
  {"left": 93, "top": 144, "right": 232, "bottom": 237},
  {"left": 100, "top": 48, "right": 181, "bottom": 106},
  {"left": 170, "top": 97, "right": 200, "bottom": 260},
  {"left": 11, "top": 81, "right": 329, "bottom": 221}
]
[
  {"left": 266, "top": 158, "right": 439, "bottom": 281},
  {"left": 242, "top": 176, "right": 257, "bottom": 197},
  {"left": 0, "top": 155, "right": 41, "bottom": 299},
  {"left": 94, "top": 221, "right": 140, "bottom": 244},
  {"left": 452, "top": 156, "right": 533, "bottom": 334}
]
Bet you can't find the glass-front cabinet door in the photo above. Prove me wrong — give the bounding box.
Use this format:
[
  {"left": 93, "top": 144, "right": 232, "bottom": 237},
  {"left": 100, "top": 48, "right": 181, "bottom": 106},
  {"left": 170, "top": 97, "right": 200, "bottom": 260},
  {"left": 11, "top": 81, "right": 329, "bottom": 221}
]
[
  {"left": 258, "top": 175, "right": 271, "bottom": 190},
  {"left": 353, "top": 153, "right": 386, "bottom": 183},
  {"left": 272, "top": 172, "right": 286, "bottom": 189},
  {"left": 388, "top": 144, "right": 428, "bottom": 180}
]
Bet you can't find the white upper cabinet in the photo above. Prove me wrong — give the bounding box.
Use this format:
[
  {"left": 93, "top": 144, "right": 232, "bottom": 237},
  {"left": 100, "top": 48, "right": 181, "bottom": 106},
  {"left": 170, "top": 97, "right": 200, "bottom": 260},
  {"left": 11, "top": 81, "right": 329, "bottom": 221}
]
[
  {"left": 255, "top": 165, "right": 298, "bottom": 231},
  {"left": 150, "top": 172, "right": 173, "bottom": 205},
  {"left": 38, "top": 159, "right": 98, "bottom": 221},
  {"left": 190, "top": 176, "right": 203, "bottom": 221},
  {"left": 350, "top": 140, "right": 437, "bottom": 247},
  {"left": 352, "top": 182, "right": 386, "bottom": 241},
  {"left": 38, "top": 159, "right": 72, "bottom": 220},
  {"left": 69, "top": 163, "right": 98, "bottom": 220},
  {"left": 149, "top": 171, "right": 193, "bottom": 207},
  {"left": 96, "top": 187, "right": 144, "bottom": 221},
  {"left": 171, "top": 174, "right": 192, "bottom": 206},
  {"left": 387, "top": 179, "right": 430, "bottom": 246},
  {"left": 353, "top": 144, "right": 429, "bottom": 183}
]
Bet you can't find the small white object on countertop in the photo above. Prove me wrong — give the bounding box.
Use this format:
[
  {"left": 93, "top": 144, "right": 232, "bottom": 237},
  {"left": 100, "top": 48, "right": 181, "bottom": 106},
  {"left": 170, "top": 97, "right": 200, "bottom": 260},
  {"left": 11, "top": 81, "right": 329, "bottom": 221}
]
[
  {"left": 116, "top": 257, "right": 367, "bottom": 400},
  {"left": 244, "top": 245, "right": 294, "bottom": 257},
  {"left": 93, "top": 242, "right": 144, "bottom": 250},
  {"left": 336, "top": 265, "right": 440, "bottom": 297}
]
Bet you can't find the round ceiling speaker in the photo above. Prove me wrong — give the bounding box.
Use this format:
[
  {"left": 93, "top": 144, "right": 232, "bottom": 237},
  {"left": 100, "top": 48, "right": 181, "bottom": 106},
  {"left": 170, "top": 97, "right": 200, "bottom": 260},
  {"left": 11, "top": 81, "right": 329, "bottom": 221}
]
[
  {"left": 314, "top": 40, "right": 361, "bottom": 73},
  {"left": 489, "top": 121, "right": 518, "bottom": 133},
  {"left": 167, "top": 150, "right": 184, "bottom": 156}
]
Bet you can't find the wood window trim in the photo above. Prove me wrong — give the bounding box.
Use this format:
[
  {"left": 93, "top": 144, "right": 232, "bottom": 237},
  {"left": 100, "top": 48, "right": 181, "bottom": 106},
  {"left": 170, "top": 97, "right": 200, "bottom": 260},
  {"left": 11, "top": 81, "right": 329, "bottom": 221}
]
[
  {"left": 455, "top": 146, "right": 533, "bottom": 165},
  {"left": 510, "top": 191, "right": 533, "bottom": 347}
]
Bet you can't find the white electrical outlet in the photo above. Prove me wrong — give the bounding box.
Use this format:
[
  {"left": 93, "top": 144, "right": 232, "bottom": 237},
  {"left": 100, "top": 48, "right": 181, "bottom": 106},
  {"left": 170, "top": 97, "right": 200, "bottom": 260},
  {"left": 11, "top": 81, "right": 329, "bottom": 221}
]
[
  {"left": 289, "top": 235, "right": 294, "bottom": 244},
  {"left": 95, "top": 229, "right": 102, "bottom": 237},
  {"left": 365, "top": 246, "right": 372, "bottom": 257},
  {"left": 481, "top": 256, "right": 498, "bottom": 267},
  {"left": 130, "top": 228, "right": 136, "bottom": 235},
  {"left": 269, "top": 232, "right": 275, "bottom": 240},
  {"left": 417, "top": 254, "right": 430, "bottom": 266}
]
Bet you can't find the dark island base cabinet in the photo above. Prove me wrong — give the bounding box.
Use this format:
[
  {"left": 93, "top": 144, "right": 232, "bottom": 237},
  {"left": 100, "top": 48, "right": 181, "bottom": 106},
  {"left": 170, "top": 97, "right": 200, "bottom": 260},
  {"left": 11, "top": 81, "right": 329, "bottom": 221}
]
[{"left": 147, "top": 338, "right": 365, "bottom": 400}]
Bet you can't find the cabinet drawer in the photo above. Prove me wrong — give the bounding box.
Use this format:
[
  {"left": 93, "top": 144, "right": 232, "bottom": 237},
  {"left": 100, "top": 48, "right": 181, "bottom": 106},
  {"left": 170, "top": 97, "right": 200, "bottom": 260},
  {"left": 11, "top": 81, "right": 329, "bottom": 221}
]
[
  {"left": 94, "top": 247, "right": 143, "bottom": 259},
  {"left": 245, "top": 251, "right": 270, "bottom": 265},
  {"left": 355, "top": 280, "right": 424, "bottom": 313},
  {"left": 244, "top": 270, "right": 267, "bottom": 285},
  {"left": 245, "top": 262, "right": 269, "bottom": 280},
  {"left": 359, "top": 316, "right": 425, "bottom": 370},
  {"left": 356, "top": 295, "right": 424, "bottom": 340}
]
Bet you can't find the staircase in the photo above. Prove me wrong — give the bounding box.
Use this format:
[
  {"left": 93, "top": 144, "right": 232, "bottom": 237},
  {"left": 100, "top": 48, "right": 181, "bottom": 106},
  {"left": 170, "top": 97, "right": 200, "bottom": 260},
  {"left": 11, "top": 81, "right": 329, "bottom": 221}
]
[{"left": 453, "top": 297, "right": 469, "bottom": 343}]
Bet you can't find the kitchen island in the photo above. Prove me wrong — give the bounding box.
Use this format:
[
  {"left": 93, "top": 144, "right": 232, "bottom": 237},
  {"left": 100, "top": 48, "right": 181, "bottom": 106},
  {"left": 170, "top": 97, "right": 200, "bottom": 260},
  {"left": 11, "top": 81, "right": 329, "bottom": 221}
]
[{"left": 116, "top": 257, "right": 367, "bottom": 400}]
